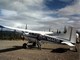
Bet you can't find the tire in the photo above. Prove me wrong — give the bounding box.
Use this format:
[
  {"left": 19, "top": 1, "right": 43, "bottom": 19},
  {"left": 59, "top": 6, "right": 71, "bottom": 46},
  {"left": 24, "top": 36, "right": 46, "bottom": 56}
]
[
  {"left": 32, "top": 42, "right": 36, "bottom": 47},
  {"left": 70, "top": 47, "right": 77, "bottom": 52},
  {"left": 23, "top": 43, "right": 27, "bottom": 49}
]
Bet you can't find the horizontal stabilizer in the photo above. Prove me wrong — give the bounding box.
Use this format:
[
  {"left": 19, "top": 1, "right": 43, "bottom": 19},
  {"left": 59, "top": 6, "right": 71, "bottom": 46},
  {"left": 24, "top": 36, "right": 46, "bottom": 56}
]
[{"left": 61, "top": 41, "right": 75, "bottom": 46}]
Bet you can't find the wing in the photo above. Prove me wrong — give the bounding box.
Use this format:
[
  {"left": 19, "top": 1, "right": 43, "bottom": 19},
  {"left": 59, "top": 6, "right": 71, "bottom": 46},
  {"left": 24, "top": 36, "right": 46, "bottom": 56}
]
[
  {"left": 1, "top": 25, "right": 53, "bottom": 35},
  {"left": 61, "top": 41, "right": 75, "bottom": 46}
]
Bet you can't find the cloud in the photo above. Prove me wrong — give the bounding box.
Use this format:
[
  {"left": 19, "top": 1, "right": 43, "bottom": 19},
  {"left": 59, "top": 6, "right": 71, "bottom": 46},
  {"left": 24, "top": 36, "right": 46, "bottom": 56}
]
[
  {"left": 0, "top": 0, "right": 44, "bottom": 12},
  {"left": 38, "top": 17, "right": 69, "bottom": 30},
  {"left": 58, "top": 0, "right": 80, "bottom": 15},
  {"left": 0, "top": 0, "right": 80, "bottom": 31},
  {"left": 0, "top": 0, "right": 45, "bottom": 29},
  {"left": 1, "top": 9, "right": 17, "bottom": 17},
  {"left": 0, "top": 19, "right": 26, "bottom": 28}
]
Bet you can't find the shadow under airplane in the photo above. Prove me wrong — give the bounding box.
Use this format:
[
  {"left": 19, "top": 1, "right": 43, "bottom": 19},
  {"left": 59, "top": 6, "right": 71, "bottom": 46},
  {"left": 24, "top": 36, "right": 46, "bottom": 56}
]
[
  {"left": 51, "top": 48, "right": 69, "bottom": 53},
  {"left": 0, "top": 46, "right": 23, "bottom": 53},
  {"left": 0, "top": 46, "right": 69, "bottom": 53}
]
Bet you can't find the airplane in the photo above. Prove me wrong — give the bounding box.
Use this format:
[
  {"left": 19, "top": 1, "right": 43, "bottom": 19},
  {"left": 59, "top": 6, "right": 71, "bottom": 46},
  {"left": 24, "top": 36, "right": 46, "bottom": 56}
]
[{"left": 0, "top": 25, "right": 78, "bottom": 52}]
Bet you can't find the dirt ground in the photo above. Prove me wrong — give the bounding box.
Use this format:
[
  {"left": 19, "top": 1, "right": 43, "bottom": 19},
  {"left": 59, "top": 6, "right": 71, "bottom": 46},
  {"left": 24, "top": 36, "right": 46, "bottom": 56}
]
[{"left": 0, "top": 40, "right": 79, "bottom": 60}]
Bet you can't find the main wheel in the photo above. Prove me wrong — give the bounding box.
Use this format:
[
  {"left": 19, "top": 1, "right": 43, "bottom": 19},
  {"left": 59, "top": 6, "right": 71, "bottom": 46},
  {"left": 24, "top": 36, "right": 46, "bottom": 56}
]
[
  {"left": 32, "top": 42, "right": 36, "bottom": 47},
  {"left": 23, "top": 43, "right": 27, "bottom": 49}
]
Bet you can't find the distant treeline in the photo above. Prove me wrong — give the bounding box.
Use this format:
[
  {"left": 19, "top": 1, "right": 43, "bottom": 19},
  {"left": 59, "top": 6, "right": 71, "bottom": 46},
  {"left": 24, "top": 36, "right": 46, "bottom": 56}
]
[
  {"left": 0, "top": 30, "right": 80, "bottom": 40},
  {"left": 0, "top": 30, "right": 25, "bottom": 40}
]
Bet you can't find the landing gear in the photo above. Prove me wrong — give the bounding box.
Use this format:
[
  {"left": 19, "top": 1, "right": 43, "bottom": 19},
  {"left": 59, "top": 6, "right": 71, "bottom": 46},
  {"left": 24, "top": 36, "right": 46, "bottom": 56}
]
[
  {"left": 22, "top": 42, "right": 37, "bottom": 49},
  {"left": 23, "top": 43, "right": 27, "bottom": 49},
  {"left": 32, "top": 42, "right": 36, "bottom": 47},
  {"left": 22, "top": 41, "right": 41, "bottom": 49},
  {"left": 36, "top": 41, "right": 41, "bottom": 50}
]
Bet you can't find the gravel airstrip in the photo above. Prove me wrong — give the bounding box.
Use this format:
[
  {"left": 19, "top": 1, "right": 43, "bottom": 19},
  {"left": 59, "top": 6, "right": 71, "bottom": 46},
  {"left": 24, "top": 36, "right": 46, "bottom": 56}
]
[{"left": 0, "top": 40, "right": 79, "bottom": 60}]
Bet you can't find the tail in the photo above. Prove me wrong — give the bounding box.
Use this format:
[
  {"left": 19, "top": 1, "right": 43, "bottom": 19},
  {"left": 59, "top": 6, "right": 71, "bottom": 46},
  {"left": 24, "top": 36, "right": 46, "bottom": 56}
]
[
  {"left": 61, "top": 26, "right": 77, "bottom": 51},
  {"left": 64, "top": 26, "right": 76, "bottom": 43}
]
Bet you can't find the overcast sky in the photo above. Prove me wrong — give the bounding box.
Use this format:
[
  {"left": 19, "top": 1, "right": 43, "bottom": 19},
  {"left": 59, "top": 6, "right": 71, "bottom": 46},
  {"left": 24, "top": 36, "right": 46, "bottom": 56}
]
[{"left": 0, "top": 0, "right": 80, "bottom": 31}]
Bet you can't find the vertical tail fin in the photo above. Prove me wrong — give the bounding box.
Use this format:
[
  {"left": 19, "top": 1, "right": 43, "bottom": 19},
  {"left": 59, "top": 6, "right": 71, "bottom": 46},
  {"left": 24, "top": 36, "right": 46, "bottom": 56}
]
[
  {"left": 61, "top": 27, "right": 77, "bottom": 51},
  {"left": 64, "top": 26, "right": 76, "bottom": 43},
  {"left": 70, "top": 27, "right": 76, "bottom": 43}
]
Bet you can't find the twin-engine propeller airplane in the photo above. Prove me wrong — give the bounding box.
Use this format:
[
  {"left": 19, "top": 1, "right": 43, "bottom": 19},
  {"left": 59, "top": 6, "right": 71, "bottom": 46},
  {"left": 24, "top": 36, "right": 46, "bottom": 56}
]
[{"left": 0, "top": 25, "right": 78, "bottom": 51}]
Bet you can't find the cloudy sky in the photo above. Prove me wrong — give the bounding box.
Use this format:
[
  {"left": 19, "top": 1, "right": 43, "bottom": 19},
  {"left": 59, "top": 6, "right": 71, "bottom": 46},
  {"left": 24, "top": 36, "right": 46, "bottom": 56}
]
[{"left": 0, "top": 0, "right": 80, "bottom": 31}]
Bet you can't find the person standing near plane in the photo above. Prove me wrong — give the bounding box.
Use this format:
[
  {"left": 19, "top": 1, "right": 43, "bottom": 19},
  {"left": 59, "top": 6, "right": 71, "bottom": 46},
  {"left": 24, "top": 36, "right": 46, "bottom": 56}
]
[{"left": 76, "top": 33, "right": 80, "bottom": 43}]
